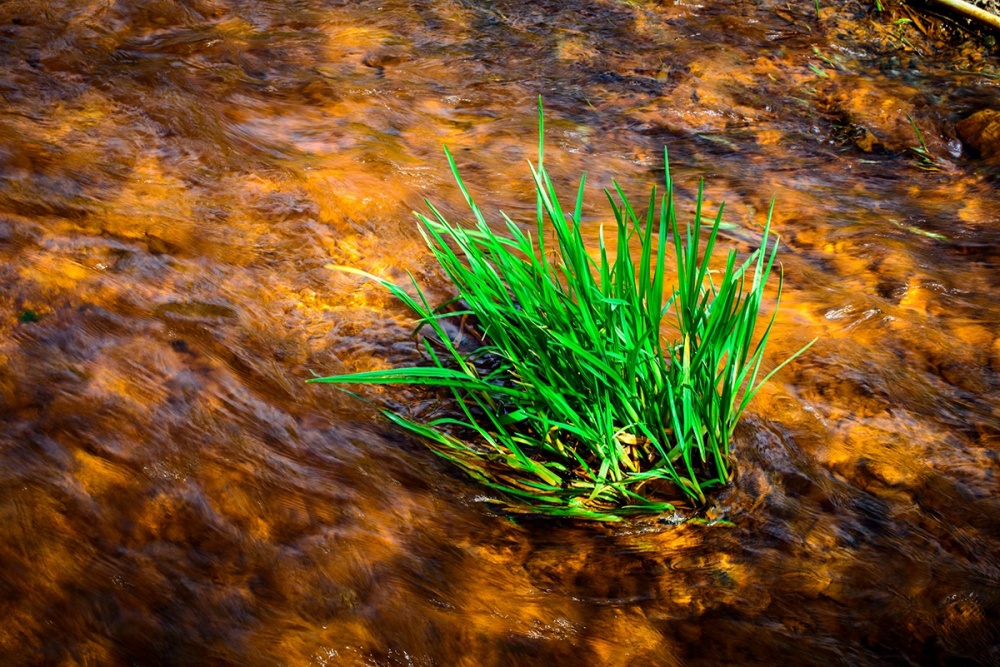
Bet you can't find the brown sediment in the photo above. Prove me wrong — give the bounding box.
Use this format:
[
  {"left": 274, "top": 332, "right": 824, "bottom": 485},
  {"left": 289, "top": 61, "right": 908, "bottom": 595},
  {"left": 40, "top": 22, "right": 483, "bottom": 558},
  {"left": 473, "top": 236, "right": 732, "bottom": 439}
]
[{"left": 0, "top": 0, "right": 999, "bottom": 664}]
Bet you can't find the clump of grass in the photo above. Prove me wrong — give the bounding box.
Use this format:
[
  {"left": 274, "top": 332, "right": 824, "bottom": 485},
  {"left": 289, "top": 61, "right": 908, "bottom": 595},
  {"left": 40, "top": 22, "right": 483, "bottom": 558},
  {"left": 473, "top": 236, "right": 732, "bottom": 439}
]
[
  {"left": 906, "top": 112, "right": 940, "bottom": 171},
  {"left": 310, "top": 101, "right": 812, "bottom": 521}
]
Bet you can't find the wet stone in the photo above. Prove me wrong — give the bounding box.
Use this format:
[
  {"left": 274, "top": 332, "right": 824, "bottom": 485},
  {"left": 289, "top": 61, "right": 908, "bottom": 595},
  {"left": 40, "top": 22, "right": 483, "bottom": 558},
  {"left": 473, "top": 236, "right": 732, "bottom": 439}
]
[
  {"left": 956, "top": 109, "right": 1000, "bottom": 161},
  {"left": 817, "top": 75, "right": 948, "bottom": 155}
]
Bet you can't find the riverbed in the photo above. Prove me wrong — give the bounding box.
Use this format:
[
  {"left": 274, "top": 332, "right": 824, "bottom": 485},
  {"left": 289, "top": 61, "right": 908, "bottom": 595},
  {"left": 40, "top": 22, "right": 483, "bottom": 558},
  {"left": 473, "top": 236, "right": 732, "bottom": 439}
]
[{"left": 1, "top": 0, "right": 999, "bottom": 664}]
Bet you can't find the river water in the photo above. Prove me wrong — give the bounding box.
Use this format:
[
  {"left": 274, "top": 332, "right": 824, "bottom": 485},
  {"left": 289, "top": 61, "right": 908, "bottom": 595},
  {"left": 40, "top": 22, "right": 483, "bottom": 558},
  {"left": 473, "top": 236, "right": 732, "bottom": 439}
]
[{"left": 2, "top": 0, "right": 999, "bottom": 664}]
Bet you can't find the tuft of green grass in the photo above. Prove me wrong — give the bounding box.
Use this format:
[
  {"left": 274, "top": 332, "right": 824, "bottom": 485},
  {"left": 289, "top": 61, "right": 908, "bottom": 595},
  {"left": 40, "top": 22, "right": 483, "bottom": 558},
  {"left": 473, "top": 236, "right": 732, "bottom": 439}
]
[
  {"left": 310, "top": 100, "right": 813, "bottom": 521},
  {"left": 906, "top": 113, "right": 940, "bottom": 171}
]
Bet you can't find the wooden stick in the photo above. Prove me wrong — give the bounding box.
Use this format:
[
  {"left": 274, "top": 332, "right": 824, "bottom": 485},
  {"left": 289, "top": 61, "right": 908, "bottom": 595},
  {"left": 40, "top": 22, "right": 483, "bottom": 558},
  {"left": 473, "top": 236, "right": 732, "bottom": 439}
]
[{"left": 925, "top": 0, "right": 1000, "bottom": 32}]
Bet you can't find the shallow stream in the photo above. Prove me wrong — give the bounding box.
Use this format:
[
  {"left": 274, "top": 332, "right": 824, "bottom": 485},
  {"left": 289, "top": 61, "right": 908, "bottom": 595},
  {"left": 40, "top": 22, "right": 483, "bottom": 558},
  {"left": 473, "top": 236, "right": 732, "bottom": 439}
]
[{"left": 1, "top": 0, "right": 1000, "bottom": 664}]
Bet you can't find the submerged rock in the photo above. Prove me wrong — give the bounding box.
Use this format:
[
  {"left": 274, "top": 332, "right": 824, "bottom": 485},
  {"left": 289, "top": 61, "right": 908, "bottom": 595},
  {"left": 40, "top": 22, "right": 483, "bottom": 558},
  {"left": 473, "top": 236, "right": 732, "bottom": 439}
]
[
  {"left": 817, "top": 76, "right": 926, "bottom": 152},
  {"left": 956, "top": 109, "right": 1000, "bottom": 160}
]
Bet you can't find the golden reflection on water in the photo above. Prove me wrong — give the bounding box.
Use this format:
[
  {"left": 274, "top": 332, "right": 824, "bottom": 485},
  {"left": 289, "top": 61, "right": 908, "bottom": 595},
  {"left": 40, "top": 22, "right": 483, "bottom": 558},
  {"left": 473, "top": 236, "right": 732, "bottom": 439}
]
[{"left": 1, "top": 0, "right": 1000, "bottom": 664}]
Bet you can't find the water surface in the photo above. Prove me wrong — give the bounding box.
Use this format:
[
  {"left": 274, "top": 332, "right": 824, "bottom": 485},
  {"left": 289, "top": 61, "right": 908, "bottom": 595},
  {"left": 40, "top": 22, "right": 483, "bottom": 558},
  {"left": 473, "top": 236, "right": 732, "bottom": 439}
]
[{"left": 1, "top": 0, "right": 1000, "bottom": 664}]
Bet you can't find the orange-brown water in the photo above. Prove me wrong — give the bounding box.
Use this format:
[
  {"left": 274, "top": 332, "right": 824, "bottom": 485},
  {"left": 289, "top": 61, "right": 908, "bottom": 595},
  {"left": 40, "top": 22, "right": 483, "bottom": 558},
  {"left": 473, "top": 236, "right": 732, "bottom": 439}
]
[{"left": 2, "top": 0, "right": 1000, "bottom": 664}]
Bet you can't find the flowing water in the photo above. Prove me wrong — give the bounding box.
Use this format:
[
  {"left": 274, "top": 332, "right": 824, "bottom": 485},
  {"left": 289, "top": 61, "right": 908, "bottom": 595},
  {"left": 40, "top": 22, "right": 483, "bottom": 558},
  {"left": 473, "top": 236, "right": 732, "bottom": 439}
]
[{"left": 2, "top": 0, "right": 1000, "bottom": 664}]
